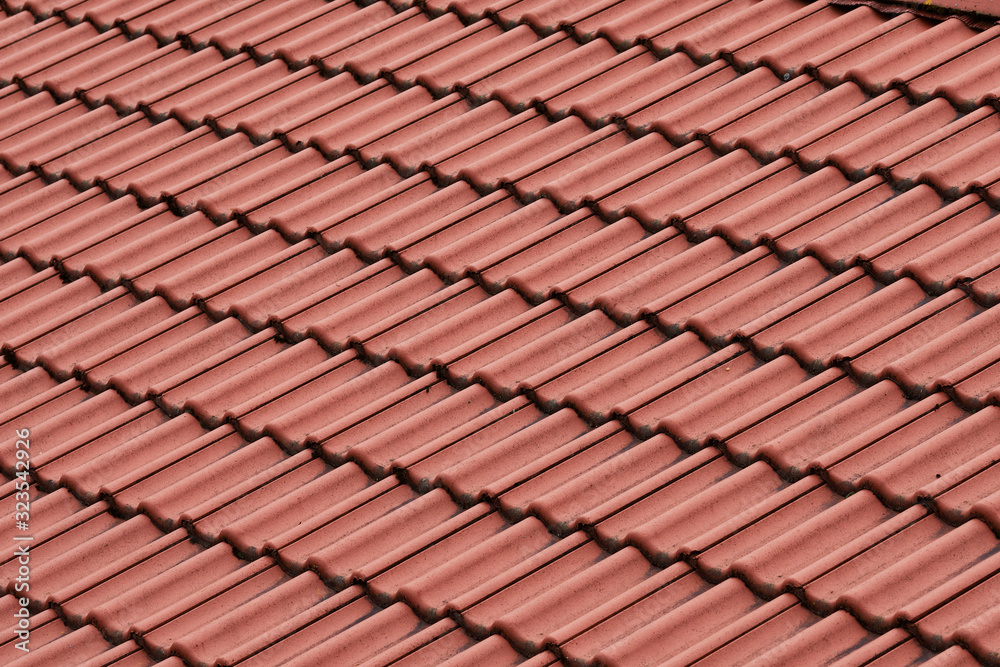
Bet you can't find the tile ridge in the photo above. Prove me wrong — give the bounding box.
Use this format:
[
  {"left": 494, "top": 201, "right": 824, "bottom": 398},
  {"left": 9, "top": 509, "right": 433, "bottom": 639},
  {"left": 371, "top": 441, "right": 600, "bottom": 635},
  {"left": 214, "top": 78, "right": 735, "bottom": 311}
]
[{"left": 829, "top": 0, "right": 999, "bottom": 30}]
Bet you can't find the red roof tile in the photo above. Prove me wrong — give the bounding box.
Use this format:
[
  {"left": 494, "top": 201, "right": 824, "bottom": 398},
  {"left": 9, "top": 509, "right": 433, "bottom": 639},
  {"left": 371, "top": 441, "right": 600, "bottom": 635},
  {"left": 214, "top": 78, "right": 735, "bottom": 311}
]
[{"left": 5, "top": 0, "right": 1000, "bottom": 664}]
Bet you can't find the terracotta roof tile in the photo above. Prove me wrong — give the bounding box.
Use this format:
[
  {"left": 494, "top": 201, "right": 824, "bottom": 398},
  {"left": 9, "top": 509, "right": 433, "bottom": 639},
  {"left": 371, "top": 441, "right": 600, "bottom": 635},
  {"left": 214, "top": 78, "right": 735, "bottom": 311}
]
[
  {"left": 663, "top": 604, "right": 885, "bottom": 666},
  {"left": 32, "top": 403, "right": 187, "bottom": 496},
  {"left": 1, "top": 605, "right": 115, "bottom": 664},
  {"left": 5, "top": 0, "right": 1000, "bottom": 662}
]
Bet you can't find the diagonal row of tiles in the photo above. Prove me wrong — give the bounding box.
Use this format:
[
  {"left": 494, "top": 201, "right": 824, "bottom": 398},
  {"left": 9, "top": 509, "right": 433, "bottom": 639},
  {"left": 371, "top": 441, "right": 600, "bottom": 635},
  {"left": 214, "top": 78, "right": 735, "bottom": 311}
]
[
  {"left": 5, "top": 96, "right": 1000, "bottom": 472},
  {"left": 5, "top": 198, "right": 1000, "bottom": 538},
  {"left": 3, "top": 0, "right": 996, "bottom": 302},
  {"left": 0, "top": 484, "right": 984, "bottom": 667},
  {"left": 5, "top": 339, "right": 1000, "bottom": 665},
  {"left": 5, "top": 0, "right": 1000, "bottom": 217},
  {"left": 374, "top": 0, "right": 1000, "bottom": 119},
  {"left": 0, "top": 113, "right": 992, "bottom": 667},
  {"left": 0, "top": 491, "right": 555, "bottom": 667},
  {"left": 8, "top": 0, "right": 1000, "bottom": 120},
  {"left": 11, "top": 182, "right": 979, "bottom": 661},
  {"left": 5, "top": 3, "right": 992, "bottom": 428},
  {"left": 1, "top": 258, "right": 1000, "bottom": 667},
  {"left": 5, "top": 7, "right": 1000, "bottom": 552},
  {"left": 391, "top": 0, "right": 1000, "bottom": 115},
  {"left": 2, "top": 15, "right": 1000, "bottom": 324},
  {"left": 5, "top": 0, "right": 992, "bottom": 217},
  {"left": 6, "top": 209, "right": 1000, "bottom": 547},
  {"left": 5, "top": 1, "right": 1000, "bottom": 290},
  {"left": 0, "top": 473, "right": 563, "bottom": 665}
]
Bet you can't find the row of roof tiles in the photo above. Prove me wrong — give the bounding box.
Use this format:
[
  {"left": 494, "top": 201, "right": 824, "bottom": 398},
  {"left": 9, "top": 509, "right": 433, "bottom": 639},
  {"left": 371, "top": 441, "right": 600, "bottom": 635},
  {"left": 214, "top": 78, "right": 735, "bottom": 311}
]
[
  {"left": 5, "top": 172, "right": 1000, "bottom": 664},
  {"left": 6, "top": 0, "right": 1000, "bottom": 116},
  {"left": 9, "top": 233, "right": 1000, "bottom": 451},
  {"left": 6, "top": 503, "right": 956, "bottom": 667},
  {"left": 5, "top": 183, "right": 1000, "bottom": 620},
  {"left": 5, "top": 0, "right": 1000, "bottom": 536},
  {"left": 6, "top": 322, "right": 1000, "bottom": 538},
  {"left": 5, "top": 44, "right": 1000, "bottom": 548},
  {"left": 0, "top": 495, "right": 545, "bottom": 665},
  {"left": 5, "top": 37, "right": 1000, "bottom": 300},
  {"left": 1, "top": 376, "right": 1000, "bottom": 664},
  {"left": 6, "top": 138, "right": 1000, "bottom": 317},
  {"left": 3, "top": 140, "right": 1000, "bottom": 328}
]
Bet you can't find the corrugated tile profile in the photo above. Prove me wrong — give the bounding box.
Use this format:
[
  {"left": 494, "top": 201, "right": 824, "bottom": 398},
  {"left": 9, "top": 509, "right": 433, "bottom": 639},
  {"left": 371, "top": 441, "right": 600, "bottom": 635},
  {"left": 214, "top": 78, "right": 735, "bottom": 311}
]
[{"left": 4, "top": 0, "right": 1000, "bottom": 665}]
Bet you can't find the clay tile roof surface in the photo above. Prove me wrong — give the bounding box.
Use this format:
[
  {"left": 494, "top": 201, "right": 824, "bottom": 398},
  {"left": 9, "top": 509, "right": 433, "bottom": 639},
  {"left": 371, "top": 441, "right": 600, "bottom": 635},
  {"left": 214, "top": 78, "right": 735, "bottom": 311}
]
[{"left": 4, "top": 0, "right": 1000, "bottom": 664}]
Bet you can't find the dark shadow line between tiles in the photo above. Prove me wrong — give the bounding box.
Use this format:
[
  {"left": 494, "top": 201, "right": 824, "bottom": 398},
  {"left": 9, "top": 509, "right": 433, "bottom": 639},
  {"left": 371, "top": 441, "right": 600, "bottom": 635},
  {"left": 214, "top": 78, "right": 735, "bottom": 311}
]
[
  {"left": 125, "top": 550, "right": 299, "bottom": 663},
  {"left": 0, "top": 145, "right": 946, "bottom": 415},
  {"left": 0, "top": 496, "right": 226, "bottom": 663},
  {"left": 2, "top": 426, "right": 508, "bottom": 663},
  {"left": 899, "top": 560, "right": 1000, "bottom": 660},
  {"left": 0, "top": 11, "right": 884, "bottom": 667},
  {"left": 533, "top": 563, "right": 698, "bottom": 664}
]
